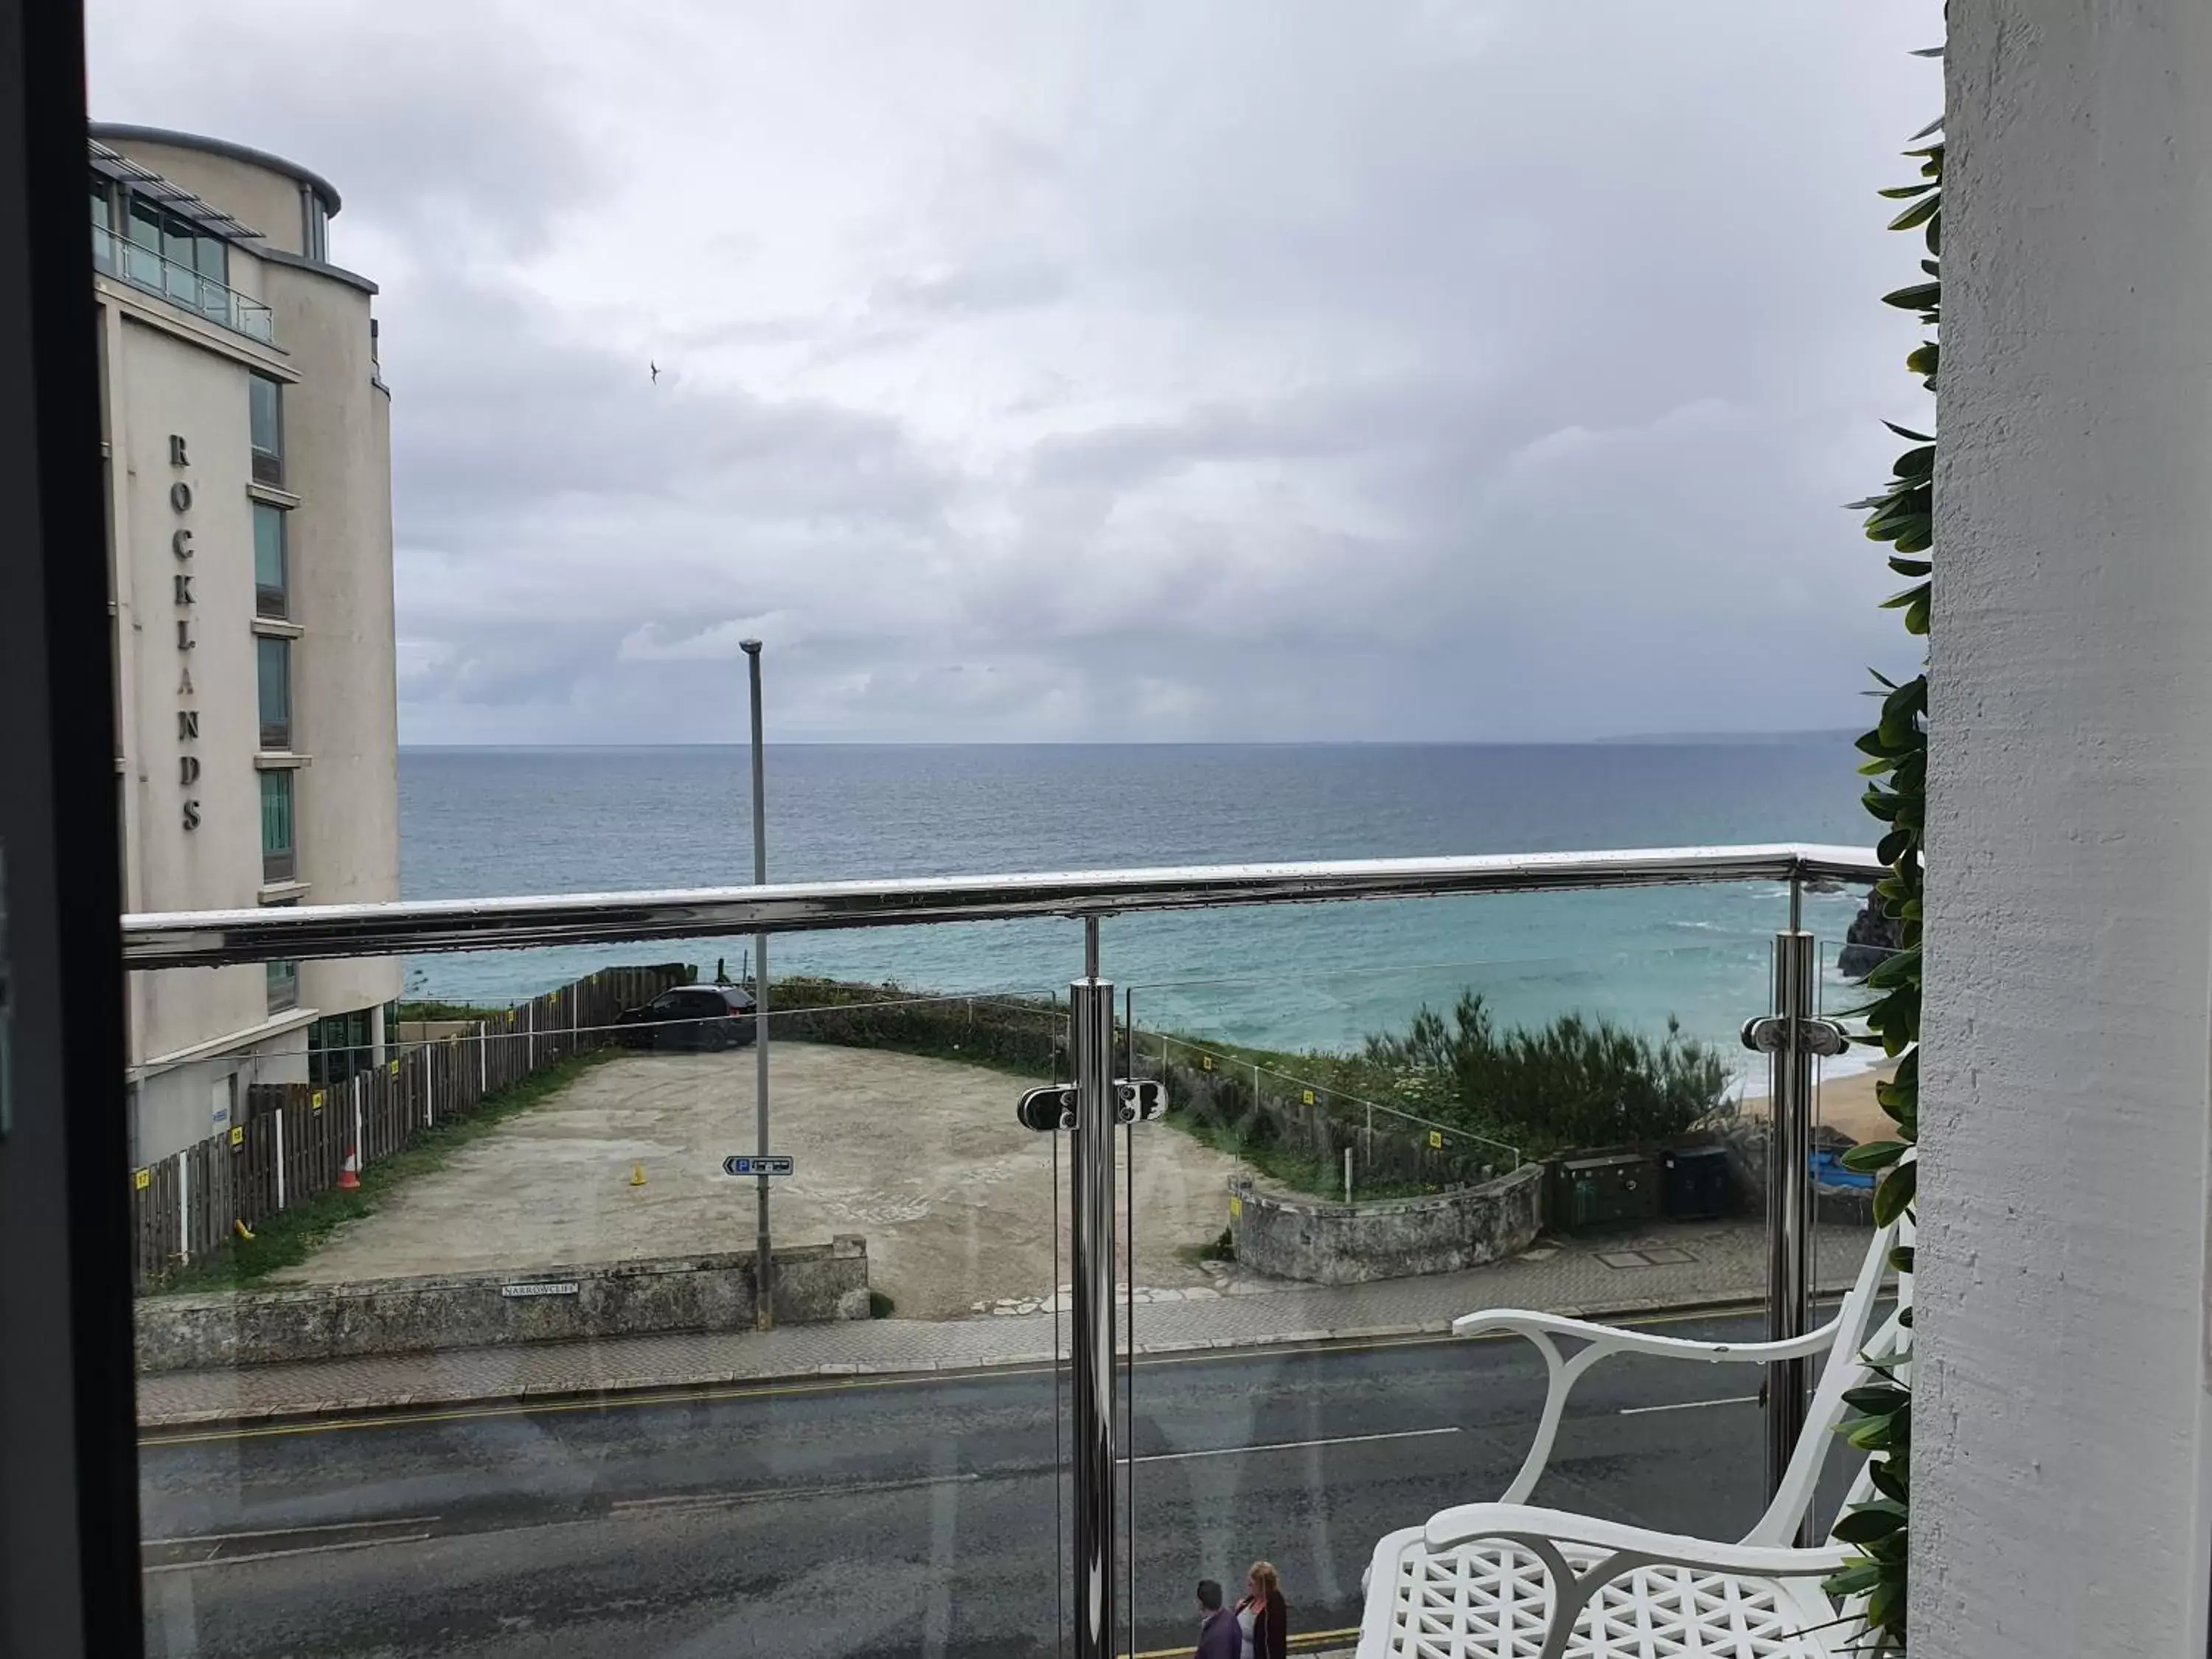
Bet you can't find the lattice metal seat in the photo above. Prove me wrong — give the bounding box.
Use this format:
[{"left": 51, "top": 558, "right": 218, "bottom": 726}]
[{"left": 1357, "top": 1214, "right": 1909, "bottom": 1659}]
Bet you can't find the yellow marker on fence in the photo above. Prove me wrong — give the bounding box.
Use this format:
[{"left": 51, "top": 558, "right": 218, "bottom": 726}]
[
  {"left": 1301, "top": 1088, "right": 1315, "bottom": 1105},
  {"left": 389, "top": 1059, "right": 400, "bottom": 1077},
  {"left": 310, "top": 1090, "right": 324, "bottom": 1113},
  {"left": 133, "top": 1167, "right": 150, "bottom": 1191},
  {"left": 1200, "top": 1055, "right": 1214, "bottom": 1072},
  {"left": 1428, "top": 1130, "right": 1444, "bottom": 1150},
  {"left": 1229, "top": 1194, "right": 1243, "bottom": 1219},
  {"left": 229, "top": 1126, "right": 245, "bottom": 1150}
]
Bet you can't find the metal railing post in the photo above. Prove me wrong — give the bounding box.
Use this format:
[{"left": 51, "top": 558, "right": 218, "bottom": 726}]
[
  {"left": 1068, "top": 917, "right": 1117, "bottom": 1659},
  {"left": 742, "top": 639, "right": 773, "bottom": 1330},
  {"left": 1764, "top": 928, "right": 1818, "bottom": 1540}
]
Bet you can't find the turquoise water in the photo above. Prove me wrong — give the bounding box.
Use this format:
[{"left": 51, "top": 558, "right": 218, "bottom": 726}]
[{"left": 398, "top": 741, "right": 1875, "bottom": 1070}]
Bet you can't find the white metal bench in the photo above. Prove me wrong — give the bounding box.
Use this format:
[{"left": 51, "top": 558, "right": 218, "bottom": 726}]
[{"left": 1357, "top": 1217, "right": 1908, "bottom": 1659}]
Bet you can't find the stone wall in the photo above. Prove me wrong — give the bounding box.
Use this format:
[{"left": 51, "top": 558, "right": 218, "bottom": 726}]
[
  {"left": 1227, "top": 1164, "right": 1544, "bottom": 1285},
  {"left": 136, "top": 1237, "right": 869, "bottom": 1373}
]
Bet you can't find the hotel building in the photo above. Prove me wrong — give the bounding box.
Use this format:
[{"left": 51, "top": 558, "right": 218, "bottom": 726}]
[{"left": 88, "top": 125, "right": 400, "bottom": 1163}]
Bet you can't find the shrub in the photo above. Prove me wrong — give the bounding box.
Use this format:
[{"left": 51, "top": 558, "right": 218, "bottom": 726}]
[{"left": 1364, "top": 992, "right": 1729, "bottom": 1157}]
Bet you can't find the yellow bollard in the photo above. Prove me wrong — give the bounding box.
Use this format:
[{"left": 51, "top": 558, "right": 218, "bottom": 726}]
[{"left": 629, "top": 1162, "right": 647, "bottom": 1188}]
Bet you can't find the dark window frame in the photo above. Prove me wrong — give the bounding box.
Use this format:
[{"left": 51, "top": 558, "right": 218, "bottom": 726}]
[
  {"left": 256, "top": 634, "right": 291, "bottom": 751},
  {"left": 5, "top": 7, "right": 150, "bottom": 1642},
  {"left": 258, "top": 768, "right": 294, "bottom": 883},
  {"left": 252, "top": 500, "right": 287, "bottom": 617},
  {"left": 248, "top": 374, "right": 282, "bottom": 486}
]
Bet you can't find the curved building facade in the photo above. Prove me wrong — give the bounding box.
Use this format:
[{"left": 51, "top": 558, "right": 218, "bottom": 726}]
[{"left": 89, "top": 125, "right": 400, "bottom": 1163}]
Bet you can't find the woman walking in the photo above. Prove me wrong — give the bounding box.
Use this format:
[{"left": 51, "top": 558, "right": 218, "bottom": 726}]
[{"left": 1235, "top": 1561, "right": 1288, "bottom": 1659}]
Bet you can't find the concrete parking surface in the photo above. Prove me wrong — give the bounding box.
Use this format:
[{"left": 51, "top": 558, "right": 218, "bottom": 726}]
[{"left": 271, "top": 1043, "right": 1249, "bottom": 1319}]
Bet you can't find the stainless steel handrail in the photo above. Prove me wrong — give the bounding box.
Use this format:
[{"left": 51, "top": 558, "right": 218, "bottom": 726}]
[{"left": 120, "top": 843, "right": 1882, "bottom": 967}]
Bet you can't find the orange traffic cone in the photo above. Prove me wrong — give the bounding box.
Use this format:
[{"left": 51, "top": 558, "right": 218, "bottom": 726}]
[{"left": 338, "top": 1148, "right": 361, "bottom": 1191}]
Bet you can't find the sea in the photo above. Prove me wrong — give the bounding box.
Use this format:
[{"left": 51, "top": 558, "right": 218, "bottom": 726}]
[{"left": 398, "top": 740, "right": 1879, "bottom": 1083}]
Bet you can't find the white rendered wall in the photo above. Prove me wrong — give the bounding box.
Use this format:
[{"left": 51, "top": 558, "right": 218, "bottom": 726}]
[{"left": 1919, "top": 1, "right": 2212, "bottom": 1651}]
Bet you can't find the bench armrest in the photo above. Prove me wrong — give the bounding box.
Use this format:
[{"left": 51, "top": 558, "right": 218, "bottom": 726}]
[{"left": 1458, "top": 1306, "right": 1842, "bottom": 1505}]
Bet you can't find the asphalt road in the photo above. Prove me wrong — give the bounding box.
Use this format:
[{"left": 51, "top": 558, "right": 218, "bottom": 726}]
[{"left": 137, "top": 1311, "right": 1857, "bottom": 1659}]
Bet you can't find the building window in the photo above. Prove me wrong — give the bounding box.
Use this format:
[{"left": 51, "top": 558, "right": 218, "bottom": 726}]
[
  {"left": 253, "top": 502, "right": 288, "bottom": 618},
  {"left": 265, "top": 896, "right": 299, "bottom": 1015},
  {"left": 192, "top": 233, "right": 229, "bottom": 321},
  {"left": 302, "top": 189, "right": 329, "bottom": 262},
  {"left": 89, "top": 173, "right": 114, "bottom": 272},
  {"left": 310, "top": 1009, "right": 374, "bottom": 1089},
  {"left": 124, "top": 194, "right": 163, "bottom": 287},
  {"left": 249, "top": 375, "right": 283, "bottom": 486},
  {"left": 257, "top": 636, "right": 291, "bottom": 751},
  {"left": 259, "top": 768, "right": 294, "bottom": 883}
]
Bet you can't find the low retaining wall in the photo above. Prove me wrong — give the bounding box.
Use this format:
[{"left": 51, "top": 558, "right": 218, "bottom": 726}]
[
  {"left": 136, "top": 1237, "right": 870, "bottom": 1374},
  {"left": 1228, "top": 1164, "right": 1545, "bottom": 1285}
]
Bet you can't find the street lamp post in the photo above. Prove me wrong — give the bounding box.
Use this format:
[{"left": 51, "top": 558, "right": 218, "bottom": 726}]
[{"left": 740, "top": 640, "right": 772, "bottom": 1329}]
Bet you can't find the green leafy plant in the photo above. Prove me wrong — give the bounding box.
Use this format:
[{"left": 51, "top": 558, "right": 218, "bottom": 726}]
[
  {"left": 1824, "top": 91, "right": 1941, "bottom": 1655},
  {"left": 1363, "top": 992, "right": 1731, "bottom": 1156}
]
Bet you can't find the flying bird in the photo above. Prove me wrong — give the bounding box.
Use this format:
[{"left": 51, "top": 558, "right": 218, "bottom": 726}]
[{"left": 650, "top": 361, "right": 660, "bottom": 383}]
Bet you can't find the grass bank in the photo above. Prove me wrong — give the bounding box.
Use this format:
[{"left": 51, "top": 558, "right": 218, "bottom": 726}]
[{"left": 148, "top": 1049, "right": 619, "bottom": 1295}]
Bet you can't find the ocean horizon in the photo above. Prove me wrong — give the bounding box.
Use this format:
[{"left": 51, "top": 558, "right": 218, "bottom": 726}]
[{"left": 397, "top": 739, "right": 1880, "bottom": 1079}]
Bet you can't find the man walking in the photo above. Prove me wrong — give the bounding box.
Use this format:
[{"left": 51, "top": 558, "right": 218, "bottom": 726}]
[{"left": 1194, "top": 1579, "right": 1240, "bottom": 1659}]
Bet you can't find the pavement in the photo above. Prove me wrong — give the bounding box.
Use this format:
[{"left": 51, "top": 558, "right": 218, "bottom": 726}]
[
  {"left": 136, "top": 1215, "right": 1876, "bottom": 1427},
  {"left": 137, "top": 1309, "right": 1862, "bottom": 1659},
  {"left": 268, "top": 1043, "right": 1250, "bottom": 1320}
]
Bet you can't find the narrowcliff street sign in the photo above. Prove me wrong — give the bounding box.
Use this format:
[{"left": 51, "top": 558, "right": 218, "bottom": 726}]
[
  {"left": 500, "top": 1281, "right": 580, "bottom": 1298},
  {"left": 723, "top": 1155, "right": 794, "bottom": 1177}
]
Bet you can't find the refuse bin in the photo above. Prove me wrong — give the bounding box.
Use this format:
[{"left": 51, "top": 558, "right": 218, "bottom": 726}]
[
  {"left": 1660, "top": 1144, "right": 1735, "bottom": 1220},
  {"left": 1551, "top": 1151, "right": 1658, "bottom": 1232}
]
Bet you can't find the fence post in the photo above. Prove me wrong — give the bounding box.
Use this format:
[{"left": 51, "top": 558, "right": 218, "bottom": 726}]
[
  {"left": 276, "top": 1109, "right": 286, "bottom": 1211},
  {"left": 479, "top": 1020, "right": 488, "bottom": 1096},
  {"left": 354, "top": 1074, "right": 365, "bottom": 1167},
  {"left": 176, "top": 1150, "right": 189, "bottom": 1265},
  {"left": 528, "top": 998, "right": 535, "bottom": 1070}
]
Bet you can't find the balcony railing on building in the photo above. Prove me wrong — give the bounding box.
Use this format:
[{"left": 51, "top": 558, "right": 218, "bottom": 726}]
[{"left": 92, "top": 223, "right": 274, "bottom": 346}]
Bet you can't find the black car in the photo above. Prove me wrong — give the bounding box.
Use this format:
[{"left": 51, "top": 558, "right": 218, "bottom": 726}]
[{"left": 613, "top": 984, "right": 758, "bottom": 1051}]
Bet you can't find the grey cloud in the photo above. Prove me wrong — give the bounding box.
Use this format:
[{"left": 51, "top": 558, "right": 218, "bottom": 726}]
[
  {"left": 91, "top": 1, "right": 605, "bottom": 254},
  {"left": 873, "top": 261, "right": 1071, "bottom": 316},
  {"left": 91, "top": 0, "right": 1935, "bottom": 744}
]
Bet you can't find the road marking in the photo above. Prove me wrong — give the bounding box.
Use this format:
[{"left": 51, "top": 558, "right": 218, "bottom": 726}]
[
  {"left": 1133, "top": 1425, "right": 1458, "bottom": 1464},
  {"left": 138, "top": 1304, "right": 1787, "bottom": 1447},
  {"left": 143, "top": 1533, "right": 436, "bottom": 1573},
  {"left": 1618, "top": 1394, "right": 1759, "bottom": 1416},
  {"left": 146, "top": 1514, "right": 440, "bottom": 1546},
  {"left": 611, "top": 1472, "right": 978, "bottom": 1512}
]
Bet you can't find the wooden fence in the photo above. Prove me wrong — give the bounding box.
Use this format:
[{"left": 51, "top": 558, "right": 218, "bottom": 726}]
[{"left": 131, "top": 964, "right": 689, "bottom": 1292}]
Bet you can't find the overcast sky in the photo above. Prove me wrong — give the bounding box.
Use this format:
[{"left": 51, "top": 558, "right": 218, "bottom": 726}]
[{"left": 89, "top": 2, "right": 1938, "bottom": 745}]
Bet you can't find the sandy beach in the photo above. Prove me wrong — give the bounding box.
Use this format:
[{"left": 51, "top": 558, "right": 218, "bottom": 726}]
[{"left": 1739, "top": 1061, "right": 1899, "bottom": 1146}]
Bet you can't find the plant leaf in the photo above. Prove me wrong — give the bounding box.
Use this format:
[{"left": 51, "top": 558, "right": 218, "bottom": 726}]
[
  {"left": 1873, "top": 1158, "right": 1918, "bottom": 1226},
  {"left": 1841, "top": 1139, "right": 1906, "bottom": 1172}
]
